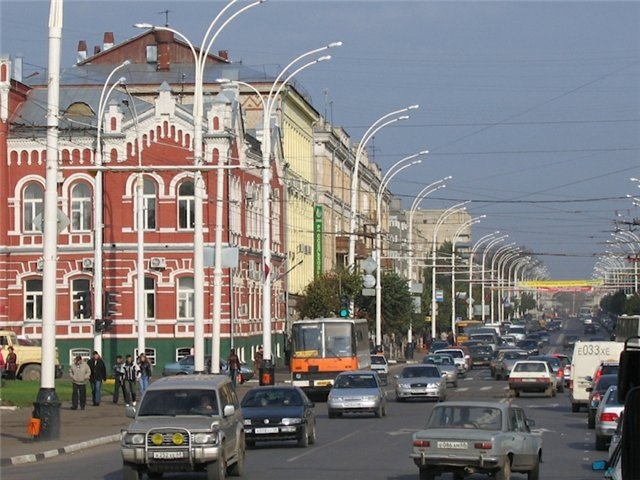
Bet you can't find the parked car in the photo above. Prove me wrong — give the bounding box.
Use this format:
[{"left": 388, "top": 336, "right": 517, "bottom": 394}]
[
  {"left": 509, "top": 360, "right": 556, "bottom": 398},
  {"left": 494, "top": 350, "right": 529, "bottom": 381},
  {"left": 121, "top": 375, "right": 244, "bottom": 480},
  {"left": 240, "top": 385, "right": 316, "bottom": 448},
  {"left": 422, "top": 354, "right": 458, "bottom": 387},
  {"left": 528, "top": 355, "right": 566, "bottom": 393},
  {"left": 395, "top": 364, "right": 447, "bottom": 402},
  {"left": 469, "top": 345, "right": 494, "bottom": 367},
  {"left": 410, "top": 401, "right": 542, "bottom": 480},
  {"left": 370, "top": 354, "right": 389, "bottom": 385},
  {"left": 587, "top": 374, "right": 618, "bottom": 429},
  {"left": 162, "top": 355, "right": 254, "bottom": 383},
  {"left": 595, "top": 385, "right": 624, "bottom": 451},
  {"left": 327, "top": 371, "right": 387, "bottom": 418}
]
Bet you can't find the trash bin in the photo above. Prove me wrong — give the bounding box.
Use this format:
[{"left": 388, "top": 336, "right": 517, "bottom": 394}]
[{"left": 259, "top": 360, "right": 275, "bottom": 386}]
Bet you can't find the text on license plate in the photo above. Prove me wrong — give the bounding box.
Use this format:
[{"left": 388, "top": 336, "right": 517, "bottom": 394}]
[
  {"left": 153, "top": 451, "right": 185, "bottom": 459},
  {"left": 437, "top": 441, "right": 468, "bottom": 449},
  {"left": 315, "top": 380, "right": 332, "bottom": 387},
  {"left": 255, "top": 427, "right": 279, "bottom": 434}
]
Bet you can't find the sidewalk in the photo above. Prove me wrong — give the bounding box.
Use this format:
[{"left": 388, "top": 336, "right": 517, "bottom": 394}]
[{"left": 0, "top": 372, "right": 285, "bottom": 467}]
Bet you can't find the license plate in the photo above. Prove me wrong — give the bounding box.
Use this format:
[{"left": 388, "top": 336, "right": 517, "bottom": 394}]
[
  {"left": 153, "top": 451, "right": 185, "bottom": 459},
  {"left": 255, "top": 427, "right": 279, "bottom": 434},
  {"left": 315, "top": 380, "right": 332, "bottom": 387},
  {"left": 437, "top": 441, "right": 468, "bottom": 449},
  {"left": 524, "top": 378, "right": 536, "bottom": 382}
]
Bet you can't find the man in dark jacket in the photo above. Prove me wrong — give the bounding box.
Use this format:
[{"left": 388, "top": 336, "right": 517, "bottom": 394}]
[{"left": 87, "top": 351, "right": 107, "bottom": 406}]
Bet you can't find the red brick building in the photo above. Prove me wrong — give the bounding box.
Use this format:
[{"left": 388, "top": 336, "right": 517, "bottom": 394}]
[{"left": 0, "top": 31, "right": 286, "bottom": 371}]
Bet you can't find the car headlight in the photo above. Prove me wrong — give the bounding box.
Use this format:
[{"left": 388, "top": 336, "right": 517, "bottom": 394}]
[
  {"left": 362, "top": 396, "right": 377, "bottom": 402},
  {"left": 243, "top": 419, "right": 252, "bottom": 426},
  {"left": 330, "top": 396, "right": 343, "bottom": 401},
  {"left": 122, "top": 432, "right": 145, "bottom": 445},
  {"left": 193, "top": 432, "right": 218, "bottom": 445},
  {"left": 398, "top": 383, "right": 411, "bottom": 388},
  {"left": 427, "top": 383, "right": 439, "bottom": 388},
  {"left": 282, "top": 418, "right": 303, "bottom": 425}
]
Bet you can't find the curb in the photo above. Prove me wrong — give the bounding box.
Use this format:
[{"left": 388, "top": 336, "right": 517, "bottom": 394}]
[{"left": 0, "top": 433, "right": 120, "bottom": 467}]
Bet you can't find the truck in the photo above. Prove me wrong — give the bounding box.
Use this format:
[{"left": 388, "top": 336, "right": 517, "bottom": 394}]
[
  {"left": 0, "top": 330, "right": 63, "bottom": 381},
  {"left": 569, "top": 340, "right": 624, "bottom": 413}
]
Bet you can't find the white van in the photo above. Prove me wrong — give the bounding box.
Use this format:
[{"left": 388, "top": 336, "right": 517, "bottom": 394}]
[{"left": 569, "top": 341, "right": 624, "bottom": 412}]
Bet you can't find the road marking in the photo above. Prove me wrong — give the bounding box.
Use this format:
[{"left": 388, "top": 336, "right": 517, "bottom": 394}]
[
  {"left": 286, "top": 430, "right": 360, "bottom": 463},
  {"left": 456, "top": 387, "right": 469, "bottom": 392},
  {"left": 480, "top": 386, "right": 492, "bottom": 391},
  {"left": 388, "top": 428, "right": 421, "bottom": 436}
]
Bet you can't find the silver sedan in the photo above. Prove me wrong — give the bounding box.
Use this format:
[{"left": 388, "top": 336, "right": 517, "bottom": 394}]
[
  {"left": 395, "top": 365, "right": 447, "bottom": 402},
  {"left": 327, "top": 371, "right": 387, "bottom": 418},
  {"left": 423, "top": 354, "right": 459, "bottom": 388}
]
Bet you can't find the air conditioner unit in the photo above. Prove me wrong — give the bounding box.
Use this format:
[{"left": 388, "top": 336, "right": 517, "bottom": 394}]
[
  {"left": 150, "top": 257, "right": 166, "bottom": 269},
  {"left": 36, "top": 258, "right": 44, "bottom": 271},
  {"left": 82, "top": 258, "right": 94, "bottom": 270}
]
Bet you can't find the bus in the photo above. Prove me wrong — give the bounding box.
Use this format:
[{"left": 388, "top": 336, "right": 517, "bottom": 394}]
[
  {"left": 454, "top": 320, "right": 484, "bottom": 344},
  {"left": 614, "top": 316, "right": 640, "bottom": 346},
  {"left": 290, "top": 317, "right": 371, "bottom": 393}
]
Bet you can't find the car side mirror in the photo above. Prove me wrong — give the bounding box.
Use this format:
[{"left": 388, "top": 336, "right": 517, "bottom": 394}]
[
  {"left": 394, "top": 374, "right": 399, "bottom": 379},
  {"left": 526, "top": 418, "right": 535, "bottom": 427},
  {"left": 442, "top": 372, "right": 447, "bottom": 377},
  {"left": 586, "top": 387, "right": 593, "bottom": 392},
  {"left": 125, "top": 405, "right": 137, "bottom": 418},
  {"left": 308, "top": 402, "right": 315, "bottom": 408},
  {"left": 223, "top": 405, "right": 235, "bottom": 417},
  {"left": 585, "top": 376, "right": 593, "bottom": 382}
]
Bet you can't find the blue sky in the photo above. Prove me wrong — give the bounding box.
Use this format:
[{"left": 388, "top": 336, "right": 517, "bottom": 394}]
[{"left": 2, "top": 1, "right": 639, "bottom": 280}]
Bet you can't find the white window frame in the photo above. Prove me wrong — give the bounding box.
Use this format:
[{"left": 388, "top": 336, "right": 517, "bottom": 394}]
[
  {"left": 70, "top": 182, "right": 92, "bottom": 232},
  {"left": 25, "top": 279, "right": 43, "bottom": 320},
  {"left": 177, "top": 181, "right": 195, "bottom": 231},
  {"left": 177, "top": 276, "right": 194, "bottom": 320},
  {"left": 133, "top": 347, "right": 156, "bottom": 366},
  {"left": 72, "top": 278, "right": 91, "bottom": 320},
  {"left": 23, "top": 184, "right": 44, "bottom": 233},
  {"left": 69, "top": 348, "right": 92, "bottom": 366},
  {"left": 144, "top": 276, "right": 156, "bottom": 320}
]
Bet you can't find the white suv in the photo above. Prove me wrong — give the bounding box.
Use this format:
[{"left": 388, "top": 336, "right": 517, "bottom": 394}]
[
  {"left": 121, "top": 375, "right": 245, "bottom": 480},
  {"left": 370, "top": 354, "right": 389, "bottom": 385}
]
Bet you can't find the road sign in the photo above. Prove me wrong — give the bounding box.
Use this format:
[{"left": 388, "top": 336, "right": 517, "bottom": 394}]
[
  {"left": 362, "top": 288, "right": 375, "bottom": 296},
  {"left": 436, "top": 289, "right": 444, "bottom": 302}
]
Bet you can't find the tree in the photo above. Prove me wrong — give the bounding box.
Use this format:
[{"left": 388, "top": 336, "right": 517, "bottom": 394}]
[
  {"left": 624, "top": 293, "right": 640, "bottom": 315},
  {"left": 297, "top": 270, "right": 361, "bottom": 320},
  {"left": 358, "top": 271, "right": 413, "bottom": 337},
  {"left": 519, "top": 292, "right": 537, "bottom": 315}
]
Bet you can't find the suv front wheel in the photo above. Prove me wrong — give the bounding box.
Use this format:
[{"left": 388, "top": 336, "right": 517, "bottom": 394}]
[
  {"left": 207, "top": 456, "right": 226, "bottom": 480},
  {"left": 123, "top": 463, "right": 141, "bottom": 480}
]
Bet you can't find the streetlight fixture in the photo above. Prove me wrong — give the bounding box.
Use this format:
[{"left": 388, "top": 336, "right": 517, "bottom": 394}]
[
  {"left": 480, "top": 235, "right": 508, "bottom": 322},
  {"left": 467, "top": 231, "right": 499, "bottom": 319},
  {"left": 218, "top": 41, "right": 341, "bottom": 373},
  {"left": 348, "top": 105, "right": 418, "bottom": 272},
  {"left": 489, "top": 243, "right": 517, "bottom": 321},
  {"left": 450, "top": 215, "right": 485, "bottom": 333},
  {"left": 430, "top": 201, "right": 470, "bottom": 340},
  {"left": 374, "top": 151, "right": 427, "bottom": 348},
  {"left": 497, "top": 249, "right": 522, "bottom": 322},
  {"left": 406, "top": 176, "right": 451, "bottom": 342},
  {"left": 135, "top": 0, "right": 264, "bottom": 374},
  {"left": 93, "top": 61, "right": 129, "bottom": 355}
]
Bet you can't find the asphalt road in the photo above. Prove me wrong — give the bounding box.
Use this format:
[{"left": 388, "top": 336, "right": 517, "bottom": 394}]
[{"left": 3, "top": 317, "right": 610, "bottom": 480}]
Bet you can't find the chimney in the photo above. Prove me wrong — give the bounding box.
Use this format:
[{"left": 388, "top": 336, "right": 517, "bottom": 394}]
[
  {"left": 218, "top": 50, "right": 229, "bottom": 61},
  {"left": 154, "top": 30, "right": 174, "bottom": 72},
  {"left": 103, "top": 32, "right": 114, "bottom": 51},
  {"left": 77, "top": 40, "right": 87, "bottom": 63},
  {"left": 94, "top": 46, "right": 101, "bottom": 56}
]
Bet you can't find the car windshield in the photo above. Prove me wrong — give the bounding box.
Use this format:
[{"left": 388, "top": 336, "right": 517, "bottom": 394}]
[
  {"left": 595, "top": 376, "right": 618, "bottom": 393},
  {"left": 605, "top": 387, "right": 621, "bottom": 405},
  {"left": 435, "top": 350, "right": 462, "bottom": 358},
  {"left": 179, "top": 356, "right": 195, "bottom": 366},
  {"left": 471, "top": 346, "right": 492, "bottom": 354},
  {"left": 241, "top": 388, "right": 303, "bottom": 408},
  {"left": 426, "top": 406, "right": 502, "bottom": 431},
  {"left": 138, "top": 389, "right": 219, "bottom": 417},
  {"left": 424, "top": 355, "right": 453, "bottom": 365},
  {"left": 401, "top": 366, "right": 440, "bottom": 378},
  {"left": 471, "top": 334, "right": 495, "bottom": 343},
  {"left": 504, "top": 351, "right": 528, "bottom": 360},
  {"left": 334, "top": 374, "right": 377, "bottom": 389},
  {"left": 370, "top": 356, "right": 387, "bottom": 365},
  {"left": 514, "top": 362, "right": 546, "bottom": 373}
]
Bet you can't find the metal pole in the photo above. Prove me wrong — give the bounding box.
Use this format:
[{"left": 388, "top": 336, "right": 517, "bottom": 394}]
[
  {"left": 467, "top": 232, "right": 498, "bottom": 319},
  {"left": 481, "top": 236, "right": 507, "bottom": 322}
]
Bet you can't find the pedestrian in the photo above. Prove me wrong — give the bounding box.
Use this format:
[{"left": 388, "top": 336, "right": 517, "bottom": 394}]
[
  {"left": 0, "top": 347, "right": 5, "bottom": 377},
  {"left": 5, "top": 346, "right": 17, "bottom": 380},
  {"left": 137, "top": 353, "right": 152, "bottom": 395},
  {"left": 69, "top": 355, "right": 91, "bottom": 410},
  {"left": 122, "top": 354, "right": 139, "bottom": 406},
  {"left": 227, "top": 348, "right": 241, "bottom": 387},
  {"left": 254, "top": 345, "right": 264, "bottom": 377},
  {"left": 112, "top": 354, "right": 125, "bottom": 404},
  {"left": 87, "top": 351, "right": 107, "bottom": 406}
]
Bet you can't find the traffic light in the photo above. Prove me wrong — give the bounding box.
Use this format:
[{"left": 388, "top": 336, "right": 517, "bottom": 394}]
[
  {"left": 78, "top": 291, "right": 92, "bottom": 318},
  {"left": 104, "top": 319, "right": 113, "bottom": 332},
  {"left": 104, "top": 291, "right": 118, "bottom": 318},
  {"left": 339, "top": 295, "right": 350, "bottom": 318}
]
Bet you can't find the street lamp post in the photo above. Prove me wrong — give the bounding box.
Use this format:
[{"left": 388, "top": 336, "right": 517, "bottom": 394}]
[
  {"left": 406, "top": 176, "right": 451, "bottom": 342},
  {"left": 490, "top": 243, "right": 517, "bottom": 322},
  {"left": 467, "top": 231, "right": 499, "bottom": 319},
  {"left": 348, "top": 106, "right": 418, "bottom": 273},
  {"left": 614, "top": 231, "right": 640, "bottom": 291},
  {"left": 506, "top": 257, "right": 530, "bottom": 321},
  {"left": 450, "top": 216, "right": 485, "bottom": 334},
  {"left": 430, "top": 201, "right": 469, "bottom": 340},
  {"left": 136, "top": 0, "right": 264, "bottom": 374},
  {"left": 480, "top": 235, "right": 508, "bottom": 322},
  {"left": 497, "top": 250, "right": 521, "bottom": 322},
  {"left": 374, "top": 152, "right": 426, "bottom": 348},
  {"left": 93, "top": 61, "right": 129, "bottom": 356}
]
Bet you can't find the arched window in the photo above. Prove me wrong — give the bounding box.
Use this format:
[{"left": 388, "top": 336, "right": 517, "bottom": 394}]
[
  {"left": 177, "top": 276, "right": 194, "bottom": 320},
  {"left": 25, "top": 279, "right": 43, "bottom": 320},
  {"left": 143, "top": 178, "right": 157, "bottom": 230},
  {"left": 145, "top": 276, "right": 156, "bottom": 319},
  {"left": 71, "top": 183, "right": 92, "bottom": 231},
  {"left": 72, "top": 278, "right": 91, "bottom": 320},
  {"left": 23, "top": 183, "right": 44, "bottom": 233},
  {"left": 178, "top": 181, "right": 195, "bottom": 230}
]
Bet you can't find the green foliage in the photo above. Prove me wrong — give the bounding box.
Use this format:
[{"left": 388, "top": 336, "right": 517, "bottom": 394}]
[
  {"left": 357, "top": 271, "right": 413, "bottom": 336},
  {"left": 0, "top": 380, "right": 116, "bottom": 408},
  {"left": 624, "top": 293, "right": 640, "bottom": 315},
  {"left": 519, "top": 292, "right": 537, "bottom": 313},
  {"left": 297, "top": 270, "right": 361, "bottom": 319},
  {"left": 600, "top": 290, "right": 628, "bottom": 315}
]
